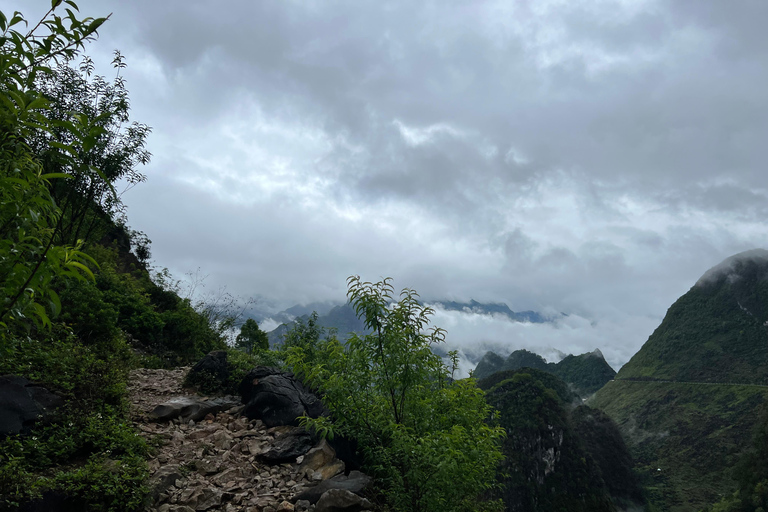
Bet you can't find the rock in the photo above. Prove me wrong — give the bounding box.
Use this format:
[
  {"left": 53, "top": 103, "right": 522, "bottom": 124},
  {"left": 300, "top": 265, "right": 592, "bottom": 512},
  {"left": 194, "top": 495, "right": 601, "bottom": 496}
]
[
  {"left": 187, "top": 350, "right": 231, "bottom": 391},
  {"left": 294, "top": 500, "right": 311, "bottom": 512},
  {"left": 149, "top": 464, "right": 182, "bottom": 503},
  {"left": 0, "top": 375, "right": 63, "bottom": 437},
  {"left": 315, "top": 489, "right": 373, "bottom": 512},
  {"left": 277, "top": 500, "right": 295, "bottom": 511},
  {"left": 292, "top": 471, "right": 372, "bottom": 504},
  {"left": 194, "top": 488, "right": 222, "bottom": 510},
  {"left": 314, "top": 459, "right": 345, "bottom": 480},
  {"left": 300, "top": 439, "right": 336, "bottom": 471},
  {"left": 149, "top": 396, "right": 240, "bottom": 422},
  {"left": 240, "top": 367, "right": 326, "bottom": 427},
  {"left": 261, "top": 427, "right": 315, "bottom": 463}
]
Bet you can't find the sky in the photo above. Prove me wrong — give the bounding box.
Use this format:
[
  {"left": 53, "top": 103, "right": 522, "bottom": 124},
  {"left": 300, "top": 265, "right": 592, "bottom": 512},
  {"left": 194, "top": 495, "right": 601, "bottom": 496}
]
[{"left": 8, "top": 0, "right": 768, "bottom": 372}]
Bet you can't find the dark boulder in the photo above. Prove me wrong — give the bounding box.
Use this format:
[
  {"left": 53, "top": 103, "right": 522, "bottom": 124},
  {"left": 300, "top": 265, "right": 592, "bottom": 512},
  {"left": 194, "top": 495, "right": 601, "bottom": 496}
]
[
  {"left": 186, "top": 350, "right": 231, "bottom": 392},
  {"left": 260, "top": 426, "right": 315, "bottom": 463},
  {"left": 292, "top": 471, "right": 372, "bottom": 504},
  {"left": 0, "top": 375, "right": 64, "bottom": 437},
  {"left": 239, "top": 367, "right": 326, "bottom": 427}
]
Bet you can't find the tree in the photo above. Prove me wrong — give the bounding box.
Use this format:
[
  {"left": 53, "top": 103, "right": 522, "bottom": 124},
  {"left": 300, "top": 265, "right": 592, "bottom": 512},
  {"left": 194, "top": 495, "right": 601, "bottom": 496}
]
[
  {"left": 235, "top": 318, "right": 268, "bottom": 354},
  {"left": 0, "top": 3, "right": 106, "bottom": 337},
  {"left": 287, "top": 277, "right": 505, "bottom": 512},
  {"left": 27, "top": 53, "right": 151, "bottom": 247}
]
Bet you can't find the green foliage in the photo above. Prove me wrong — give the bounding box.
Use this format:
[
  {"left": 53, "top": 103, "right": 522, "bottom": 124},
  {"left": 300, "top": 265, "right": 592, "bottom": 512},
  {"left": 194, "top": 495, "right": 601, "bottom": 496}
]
[
  {"left": 236, "top": 318, "right": 269, "bottom": 354},
  {"left": 486, "top": 371, "right": 617, "bottom": 512},
  {"left": 0, "top": 325, "right": 148, "bottom": 510},
  {"left": 0, "top": 411, "right": 148, "bottom": 511},
  {"left": 592, "top": 380, "right": 768, "bottom": 512},
  {"left": 705, "top": 406, "right": 768, "bottom": 512},
  {"left": 287, "top": 277, "right": 505, "bottom": 512},
  {"left": 474, "top": 349, "right": 616, "bottom": 396},
  {"left": 28, "top": 54, "right": 151, "bottom": 247},
  {"left": 280, "top": 310, "right": 334, "bottom": 363},
  {"left": 0, "top": 3, "right": 108, "bottom": 336},
  {"left": 184, "top": 347, "right": 285, "bottom": 395},
  {"left": 617, "top": 260, "right": 768, "bottom": 384}
]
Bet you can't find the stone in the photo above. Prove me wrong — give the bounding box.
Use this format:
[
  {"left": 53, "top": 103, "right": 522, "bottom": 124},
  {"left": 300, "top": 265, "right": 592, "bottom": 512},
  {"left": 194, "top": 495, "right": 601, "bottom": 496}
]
[
  {"left": 292, "top": 471, "right": 372, "bottom": 505},
  {"left": 187, "top": 350, "right": 231, "bottom": 390},
  {"left": 194, "top": 488, "right": 222, "bottom": 510},
  {"left": 277, "top": 500, "right": 295, "bottom": 511},
  {"left": 300, "top": 439, "right": 336, "bottom": 471},
  {"left": 315, "top": 459, "right": 345, "bottom": 480},
  {"left": 148, "top": 464, "right": 182, "bottom": 503},
  {"left": 315, "top": 489, "right": 373, "bottom": 512},
  {"left": 294, "top": 500, "right": 311, "bottom": 512},
  {"left": 239, "top": 367, "right": 326, "bottom": 427},
  {"left": 261, "top": 427, "right": 315, "bottom": 463},
  {"left": 0, "top": 375, "right": 64, "bottom": 437},
  {"left": 149, "top": 396, "right": 240, "bottom": 422}
]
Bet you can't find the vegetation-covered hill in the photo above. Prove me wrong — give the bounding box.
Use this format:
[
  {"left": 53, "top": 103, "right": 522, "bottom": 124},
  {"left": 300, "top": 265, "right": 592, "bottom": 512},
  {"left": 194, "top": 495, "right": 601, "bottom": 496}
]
[
  {"left": 478, "top": 368, "right": 642, "bottom": 511},
  {"left": 474, "top": 348, "right": 616, "bottom": 396},
  {"left": 616, "top": 250, "right": 768, "bottom": 384},
  {"left": 591, "top": 250, "right": 768, "bottom": 512}
]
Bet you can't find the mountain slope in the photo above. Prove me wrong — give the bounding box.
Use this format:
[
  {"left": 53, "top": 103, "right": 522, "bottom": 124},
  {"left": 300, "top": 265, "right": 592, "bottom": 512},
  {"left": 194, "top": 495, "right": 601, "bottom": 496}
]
[
  {"left": 591, "top": 249, "right": 768, "bottom": 512},
  {"left": 478, "top": 368, "right": 642, "bottom": 511}
]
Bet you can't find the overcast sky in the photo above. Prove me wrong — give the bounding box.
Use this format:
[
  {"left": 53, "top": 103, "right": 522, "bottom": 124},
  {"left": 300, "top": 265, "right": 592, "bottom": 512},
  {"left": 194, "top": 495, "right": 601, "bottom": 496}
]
[{"left": 9, "top": 0, "right": 768, "bottom": 371}]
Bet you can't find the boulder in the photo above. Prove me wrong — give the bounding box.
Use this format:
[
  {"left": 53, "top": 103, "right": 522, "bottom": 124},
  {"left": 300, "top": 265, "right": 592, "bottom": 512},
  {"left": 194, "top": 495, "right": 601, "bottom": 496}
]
[
  {"left": 300, "top": 439, "right": 336, "bottom": 471},
  {"left": 148, "top": 464, "right": 182, "bottom": 503},
  {"left": 292, "top": 471, "right": 372, "bottom": 504},
  {"left": 149, "top": 396, "right": 240, "bottom": 422},
  {"left": 186, "top": 350, "right": 230, "bottom": 391},
  {"left": 239, "top": 367, "right": 326, "bottom": 427},
  {"left": 315, "top": 489, "right": 373, "bottom": 512},
  {"left": 0, "top": 375, "right": 63, "bottom": 437},
  {"left": 261, "top": 427, "right": 315, "bottom": 463}
]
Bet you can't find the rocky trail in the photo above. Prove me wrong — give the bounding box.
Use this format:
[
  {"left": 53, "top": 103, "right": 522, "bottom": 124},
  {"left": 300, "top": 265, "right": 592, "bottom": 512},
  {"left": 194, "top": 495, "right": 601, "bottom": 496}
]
[{"left": 127, "top": 367, "right": 374, "bottom": 512}]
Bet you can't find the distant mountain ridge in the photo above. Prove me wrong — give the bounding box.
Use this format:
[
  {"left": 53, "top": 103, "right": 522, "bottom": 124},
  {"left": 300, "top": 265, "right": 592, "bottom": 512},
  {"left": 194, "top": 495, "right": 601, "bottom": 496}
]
[
  {"left": 474, "top": 348, "right": 616, "bottom": 396},
  {"left": 267, "top": 299, "right": 552, "bottom": 347},
  {"left": 430, "top": 299, "right": 549, "bottom": 323}
]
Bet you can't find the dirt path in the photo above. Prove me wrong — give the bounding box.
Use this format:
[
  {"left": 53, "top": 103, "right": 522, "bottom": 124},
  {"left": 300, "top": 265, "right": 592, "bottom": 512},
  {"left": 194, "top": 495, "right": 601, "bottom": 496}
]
[{"left": 127, "top": 368, "right": 312, "bottom": 512}]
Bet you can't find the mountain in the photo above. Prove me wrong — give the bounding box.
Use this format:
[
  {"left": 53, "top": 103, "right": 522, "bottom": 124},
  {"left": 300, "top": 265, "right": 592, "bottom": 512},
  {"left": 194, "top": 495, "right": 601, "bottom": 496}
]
[
  {"left": 431, "top": 299, "right": 548, "bottom": 323},
  {"left": 267, "top": 303, "right": 368, "bottom": 347},
  {"left": 478, "top": 368, "right": 643, "bottom": 511},
  {"left": 474, "top": 348, "right": 616, "bottom": 396},
  {"left": 267, "top": 299, "right": 551, "bottom": 347},
  {"left": 591, "top": 249, "right": 768, "bottom": 512}
]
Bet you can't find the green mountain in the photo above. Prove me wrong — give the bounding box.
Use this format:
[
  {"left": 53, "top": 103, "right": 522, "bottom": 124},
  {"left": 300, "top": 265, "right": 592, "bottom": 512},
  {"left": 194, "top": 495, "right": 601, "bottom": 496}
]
[
  {"left": 591, "top": 249, "right": 768, "bottom": 512},
  {"left": 474, "top": 348, "right": 616, "bottom": 396},
  {"left": 478, "top": 368, "right": 642, "bottom": 511}
]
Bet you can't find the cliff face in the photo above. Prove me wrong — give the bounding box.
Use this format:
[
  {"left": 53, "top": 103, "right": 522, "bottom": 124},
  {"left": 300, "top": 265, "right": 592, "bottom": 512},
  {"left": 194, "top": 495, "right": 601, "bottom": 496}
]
[
  {"left": 479, "top": 369, "right": 640, "bottom": 512},
  {"left": 591, "top": 250, "right": 768, "bottom": 512}
]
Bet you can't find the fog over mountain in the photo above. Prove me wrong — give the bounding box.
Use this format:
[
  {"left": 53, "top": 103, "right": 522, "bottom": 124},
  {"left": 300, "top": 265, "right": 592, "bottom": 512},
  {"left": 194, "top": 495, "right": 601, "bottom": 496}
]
[{"left": 9, "top": 0, "right": 767, "bottom": 371}]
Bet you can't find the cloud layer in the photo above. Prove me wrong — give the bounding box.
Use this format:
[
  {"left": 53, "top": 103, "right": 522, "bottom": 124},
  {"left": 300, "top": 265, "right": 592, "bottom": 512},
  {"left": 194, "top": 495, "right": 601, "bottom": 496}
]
[{"left": 9, "top": 0, "right": 768, "bottom": 369}]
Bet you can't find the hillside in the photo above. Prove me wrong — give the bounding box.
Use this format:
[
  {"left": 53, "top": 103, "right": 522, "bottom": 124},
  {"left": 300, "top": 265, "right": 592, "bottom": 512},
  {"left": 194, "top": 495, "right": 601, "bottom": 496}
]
[
  {"left": 591, "top": 250, "right": 768, "bottom": 512},
  {"left": 478, "top": 368, "right": 643, "bottom": 511},
  {"left": 474, "top": 348, "right": 616, "bottom": 396}
]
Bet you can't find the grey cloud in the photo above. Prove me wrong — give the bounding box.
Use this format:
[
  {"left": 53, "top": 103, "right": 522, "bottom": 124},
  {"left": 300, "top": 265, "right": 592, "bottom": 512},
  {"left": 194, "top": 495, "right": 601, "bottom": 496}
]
[{"left": 7, "top": 0, "right": 768, "bottom": 371}]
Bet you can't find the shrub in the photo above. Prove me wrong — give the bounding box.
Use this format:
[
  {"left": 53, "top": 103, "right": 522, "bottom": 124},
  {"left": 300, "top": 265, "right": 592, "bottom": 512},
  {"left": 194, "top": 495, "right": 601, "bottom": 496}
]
[{"left": 287, "top": 277, "right": 505, "bottom": 512}]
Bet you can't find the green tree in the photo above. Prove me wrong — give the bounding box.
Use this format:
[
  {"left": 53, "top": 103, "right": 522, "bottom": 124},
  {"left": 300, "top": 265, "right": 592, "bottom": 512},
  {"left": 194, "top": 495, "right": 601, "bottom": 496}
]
[
  {"left": 0, "top": 3, "right": 106, "bottom": 337},
  {"left": 236, "top": 318, "right": 268, "bottom": 354},
  {"left": 287, "top": 276, "right": 505, "bottom": 512}
]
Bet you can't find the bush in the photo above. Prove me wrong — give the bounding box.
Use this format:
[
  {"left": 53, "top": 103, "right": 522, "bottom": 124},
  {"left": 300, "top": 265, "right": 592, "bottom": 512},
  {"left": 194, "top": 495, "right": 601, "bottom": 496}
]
[{"left": 287, "top": 277, "right": 505, "bottom": 512}]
